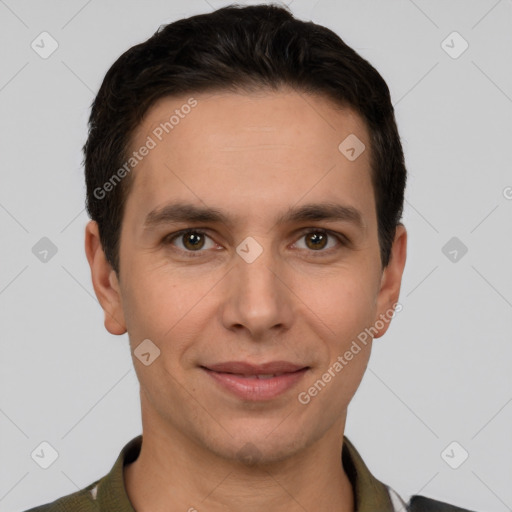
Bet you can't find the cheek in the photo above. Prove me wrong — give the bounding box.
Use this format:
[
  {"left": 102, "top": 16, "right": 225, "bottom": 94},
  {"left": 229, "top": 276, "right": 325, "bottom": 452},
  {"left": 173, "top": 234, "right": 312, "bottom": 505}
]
[
  {"left": 121, "top": 265, "right": 217, "bottom": 356},
  {"left": 300, "top": 278, "right": 376, "bottom": 405},
  {"left": 120, "top": 270, "right": 177, "bottom": 340},
  {"left": 300, "top": 268, "right": 379, "bottom": 340}
]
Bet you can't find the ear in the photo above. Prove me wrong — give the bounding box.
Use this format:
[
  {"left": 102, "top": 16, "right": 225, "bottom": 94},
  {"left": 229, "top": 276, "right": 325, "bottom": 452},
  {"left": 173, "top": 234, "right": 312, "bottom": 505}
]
[
  {"left": 84, "top": 220, "right": 127, "bottom": 335},
  {"left": 373, "top": 223, "right": 407, "bottom": 339}
]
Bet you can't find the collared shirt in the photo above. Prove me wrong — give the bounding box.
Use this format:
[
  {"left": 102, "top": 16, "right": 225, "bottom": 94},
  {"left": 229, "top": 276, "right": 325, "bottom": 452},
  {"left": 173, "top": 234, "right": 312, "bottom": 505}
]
[{"left": 23, "top": 435, "right": 469, "bottom": 512}]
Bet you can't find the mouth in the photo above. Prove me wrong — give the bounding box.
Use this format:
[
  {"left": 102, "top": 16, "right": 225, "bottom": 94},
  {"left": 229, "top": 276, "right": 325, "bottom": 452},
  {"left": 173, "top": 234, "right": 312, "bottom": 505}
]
[{"left": 200, "top": 361, "right": 310, "bottom": 401}]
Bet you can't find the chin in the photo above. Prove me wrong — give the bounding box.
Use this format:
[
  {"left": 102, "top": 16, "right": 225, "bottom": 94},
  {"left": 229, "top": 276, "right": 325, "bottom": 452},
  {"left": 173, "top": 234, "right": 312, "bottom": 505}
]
[{"left": 203, "top": 422, "right": 312, "bottom": 466}]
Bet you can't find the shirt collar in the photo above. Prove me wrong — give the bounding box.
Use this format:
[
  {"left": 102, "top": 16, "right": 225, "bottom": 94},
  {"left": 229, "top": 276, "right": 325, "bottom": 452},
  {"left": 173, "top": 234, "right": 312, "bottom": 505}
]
[
  {"left": 342, "top": 436, "right": 396, "bottom": 511},
  {"left": 94, "top": 434, "right": 395, "bottom": 512}
]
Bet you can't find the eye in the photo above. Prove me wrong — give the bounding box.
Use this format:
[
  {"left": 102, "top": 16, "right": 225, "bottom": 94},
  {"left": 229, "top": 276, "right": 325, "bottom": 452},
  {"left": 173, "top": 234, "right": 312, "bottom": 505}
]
[
  {"left": 164, "top": 229, "right": 217, "bottom": 256},
  {"left": 293, "top": 229, "right": 345, "bottom": 255}
]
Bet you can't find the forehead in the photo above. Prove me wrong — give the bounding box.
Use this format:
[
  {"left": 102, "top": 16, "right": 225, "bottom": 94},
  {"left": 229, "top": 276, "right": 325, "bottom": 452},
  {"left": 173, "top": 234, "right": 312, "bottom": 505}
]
[
  {"left": 125, "top": 89, "right": 374, "bottom": 230},
  {"left": 135, "top": 88, "right": 368, "bottom": 156}
]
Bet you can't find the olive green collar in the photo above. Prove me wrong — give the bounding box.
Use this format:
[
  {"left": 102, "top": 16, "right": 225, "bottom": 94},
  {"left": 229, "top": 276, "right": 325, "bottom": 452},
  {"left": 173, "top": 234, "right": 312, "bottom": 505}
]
[{"left": 91, "top": 434, "right": 395, "bottom": 511}]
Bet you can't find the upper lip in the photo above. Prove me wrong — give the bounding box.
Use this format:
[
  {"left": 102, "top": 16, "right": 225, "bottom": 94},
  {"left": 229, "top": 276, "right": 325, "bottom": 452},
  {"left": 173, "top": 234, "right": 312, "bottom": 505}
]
[{"left": 203, "top": 361, "right": 308, "bottom": 375}]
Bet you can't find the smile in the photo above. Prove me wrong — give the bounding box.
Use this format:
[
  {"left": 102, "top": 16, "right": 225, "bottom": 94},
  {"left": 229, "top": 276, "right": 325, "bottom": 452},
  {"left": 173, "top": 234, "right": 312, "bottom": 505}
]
[{"left": 201, "top": 361, "right": 309, "bottom": 401}]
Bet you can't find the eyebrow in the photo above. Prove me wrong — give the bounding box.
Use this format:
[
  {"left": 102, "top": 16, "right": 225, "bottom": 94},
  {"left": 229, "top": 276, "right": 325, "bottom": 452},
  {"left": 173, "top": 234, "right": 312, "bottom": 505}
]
[{"left": 143, "top": 201, "right": 365, "bottom": 231}]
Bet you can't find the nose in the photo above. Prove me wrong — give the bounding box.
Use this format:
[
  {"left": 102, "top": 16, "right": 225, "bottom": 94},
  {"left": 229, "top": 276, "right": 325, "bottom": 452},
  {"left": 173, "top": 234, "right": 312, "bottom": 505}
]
[{"left": 220, "top": 240, "right": 294, "bottom": 340}]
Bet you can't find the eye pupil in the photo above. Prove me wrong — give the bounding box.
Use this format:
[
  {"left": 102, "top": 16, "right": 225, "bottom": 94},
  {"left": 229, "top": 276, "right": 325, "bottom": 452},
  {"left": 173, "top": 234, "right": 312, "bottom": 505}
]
[
  {"left": 306, "top": 232, "right": 327, "bottom": 250},
  {"left": 183, "top": 232, "right": 204, "bottom": 250}
]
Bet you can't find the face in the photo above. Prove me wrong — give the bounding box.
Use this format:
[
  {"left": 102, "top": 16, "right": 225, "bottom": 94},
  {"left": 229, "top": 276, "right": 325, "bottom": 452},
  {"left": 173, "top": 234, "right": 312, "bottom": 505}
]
[{"left": 86, "top": 88, "right": 406, "bottom": 465}]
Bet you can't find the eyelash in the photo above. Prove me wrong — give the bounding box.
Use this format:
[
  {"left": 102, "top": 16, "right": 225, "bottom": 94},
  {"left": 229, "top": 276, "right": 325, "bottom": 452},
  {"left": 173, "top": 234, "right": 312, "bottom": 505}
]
[{"left": 162, "top": 228, "right": 348, "bottom": 258}]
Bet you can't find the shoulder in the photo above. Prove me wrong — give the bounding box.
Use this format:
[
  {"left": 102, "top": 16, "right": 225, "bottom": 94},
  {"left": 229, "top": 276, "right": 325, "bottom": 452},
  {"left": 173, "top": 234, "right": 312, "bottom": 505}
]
[
  {"left": 22, "top": 435, "right": 141, "bottom": 512},
  {"left": 21, "top": 479, "right": 101, "bottom": 512},
  {"left": 407, "top": 494, "right": 477, "bottom": 512}
]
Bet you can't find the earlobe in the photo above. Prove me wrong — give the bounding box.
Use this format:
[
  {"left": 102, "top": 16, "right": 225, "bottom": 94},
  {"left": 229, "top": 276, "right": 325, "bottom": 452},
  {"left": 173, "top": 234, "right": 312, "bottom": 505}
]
[
  {"left": 84, "top": 220, "right": 127, "bottom": 335},
  {"left": 373, "top": 224, "right": 407, "bottom": 339}
]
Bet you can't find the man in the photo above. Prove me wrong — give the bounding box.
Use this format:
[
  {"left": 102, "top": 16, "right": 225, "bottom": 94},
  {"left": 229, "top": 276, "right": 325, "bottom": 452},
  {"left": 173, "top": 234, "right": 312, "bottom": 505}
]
[{"left": 25, "top": 4, "right": 476, "bottom": 512}]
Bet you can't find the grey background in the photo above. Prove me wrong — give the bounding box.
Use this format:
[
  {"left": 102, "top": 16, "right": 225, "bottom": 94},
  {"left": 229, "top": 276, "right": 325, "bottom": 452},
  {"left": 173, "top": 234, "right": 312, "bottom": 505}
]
[{"left": 1, "top": 0, "right": 511, "bottom": 511}]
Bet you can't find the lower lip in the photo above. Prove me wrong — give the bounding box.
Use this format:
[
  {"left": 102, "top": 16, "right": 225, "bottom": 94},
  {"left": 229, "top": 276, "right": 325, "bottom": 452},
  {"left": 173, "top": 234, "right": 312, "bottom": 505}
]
[{"left": 202, "top": 367, "right": 309, "bottom": 401}]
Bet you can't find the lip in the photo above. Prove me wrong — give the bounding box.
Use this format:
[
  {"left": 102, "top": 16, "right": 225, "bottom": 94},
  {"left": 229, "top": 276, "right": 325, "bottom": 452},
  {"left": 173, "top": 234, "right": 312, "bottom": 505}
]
[{"left": 201, "top": 361, "right": 309, "bottom": 401}]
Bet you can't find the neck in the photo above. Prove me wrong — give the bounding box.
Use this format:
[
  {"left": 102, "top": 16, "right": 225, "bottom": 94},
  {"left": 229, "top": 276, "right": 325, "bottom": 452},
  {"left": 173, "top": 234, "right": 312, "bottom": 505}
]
[{"left": 124, "top": 401, "right": 354, "bottom": 512}]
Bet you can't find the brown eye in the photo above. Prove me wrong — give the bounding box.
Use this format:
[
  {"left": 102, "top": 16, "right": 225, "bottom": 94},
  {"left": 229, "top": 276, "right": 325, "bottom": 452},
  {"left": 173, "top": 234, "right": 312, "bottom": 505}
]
[
  {"left": 294, "top": 229, "right": 345, "bottom": 255},
  {"left": 304, "top": 231, "right": 328, "bottom": 250},
  {"left": 165, "top": 229, "right": 216, "bottom": 255},
  {"left": 181, "top": 231, "right": 205, "bottom": 251}
]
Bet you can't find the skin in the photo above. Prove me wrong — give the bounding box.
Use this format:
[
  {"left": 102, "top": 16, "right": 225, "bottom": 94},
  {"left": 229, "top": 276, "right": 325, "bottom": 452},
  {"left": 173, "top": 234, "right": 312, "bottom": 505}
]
[{"left": 85, "top": 88, "right": 407, "bottom": 512}]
